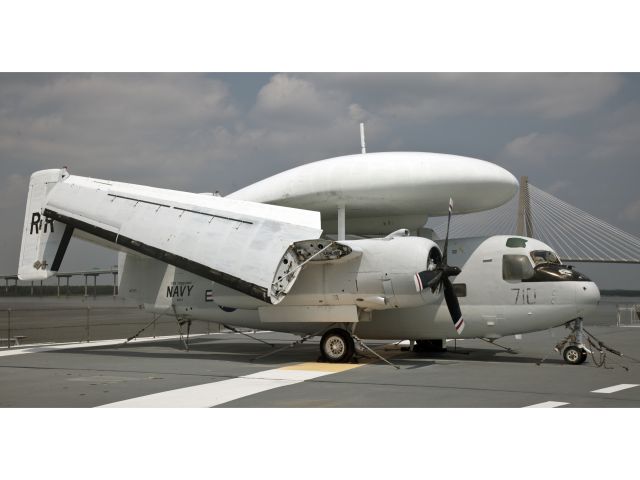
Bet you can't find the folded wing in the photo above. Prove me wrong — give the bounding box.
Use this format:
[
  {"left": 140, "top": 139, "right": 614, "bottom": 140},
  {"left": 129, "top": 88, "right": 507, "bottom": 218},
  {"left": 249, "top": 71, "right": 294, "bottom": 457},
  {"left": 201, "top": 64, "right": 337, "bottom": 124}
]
[{"left": 19, "top": 169, "right": 322, "bottom": 304}]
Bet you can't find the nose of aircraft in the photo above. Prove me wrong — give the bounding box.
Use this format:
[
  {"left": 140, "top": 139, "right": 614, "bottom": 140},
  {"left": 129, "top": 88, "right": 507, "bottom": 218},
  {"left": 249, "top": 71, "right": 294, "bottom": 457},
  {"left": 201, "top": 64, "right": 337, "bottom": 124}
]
[{"left": 576, "top": 282, "right": 601, "bottom": 316}]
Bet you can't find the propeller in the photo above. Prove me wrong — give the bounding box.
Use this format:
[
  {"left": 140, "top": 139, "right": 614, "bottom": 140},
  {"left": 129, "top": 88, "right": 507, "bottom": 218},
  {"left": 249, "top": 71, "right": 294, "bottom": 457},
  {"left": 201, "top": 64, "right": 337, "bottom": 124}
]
[{"left": 414, "top": 198, "right": 465, "bottom": 334}]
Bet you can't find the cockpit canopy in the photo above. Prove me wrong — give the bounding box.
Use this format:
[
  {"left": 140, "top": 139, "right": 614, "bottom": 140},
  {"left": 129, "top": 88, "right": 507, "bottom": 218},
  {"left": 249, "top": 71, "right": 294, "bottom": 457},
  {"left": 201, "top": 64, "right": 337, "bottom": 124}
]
[
  {"left": 530, "top": 250, "right": 560, "bottom": 266},
  {"left": 503, "top": 252, "right": 590, "bottom": 282}
]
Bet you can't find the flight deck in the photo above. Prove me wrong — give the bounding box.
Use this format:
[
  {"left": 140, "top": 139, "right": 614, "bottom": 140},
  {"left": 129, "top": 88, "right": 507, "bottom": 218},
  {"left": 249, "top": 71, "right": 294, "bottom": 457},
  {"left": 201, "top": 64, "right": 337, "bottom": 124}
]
[{"left": 1, "top": 297, "right": 639, "bottom": 408}]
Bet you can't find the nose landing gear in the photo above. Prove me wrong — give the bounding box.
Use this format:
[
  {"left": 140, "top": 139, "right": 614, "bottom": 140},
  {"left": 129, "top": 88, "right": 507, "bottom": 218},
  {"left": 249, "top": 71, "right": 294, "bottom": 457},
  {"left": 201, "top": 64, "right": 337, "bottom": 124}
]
[
  {"left": 552, "top": 318, "right": 629, "bottom": 368},
  {"left": 562, "top": 344, "right": 589, "bottom": 365},
  {"left": 555, "top": 318, "right": 590, "bottom": 365}
]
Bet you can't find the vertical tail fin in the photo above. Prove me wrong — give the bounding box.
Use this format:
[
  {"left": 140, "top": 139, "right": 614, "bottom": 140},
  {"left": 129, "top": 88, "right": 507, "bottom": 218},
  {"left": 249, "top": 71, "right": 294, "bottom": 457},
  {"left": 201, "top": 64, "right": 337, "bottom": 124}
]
[{"left": 18, "top": 168, "right": 73, "bottom": 280}]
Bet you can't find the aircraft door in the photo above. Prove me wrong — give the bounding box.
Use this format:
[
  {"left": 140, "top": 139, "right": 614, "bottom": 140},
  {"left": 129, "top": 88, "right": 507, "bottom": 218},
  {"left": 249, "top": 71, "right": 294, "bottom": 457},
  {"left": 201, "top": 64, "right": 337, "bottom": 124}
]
[
  {"left": 501, "top": 253, "right": 540, "bottom": 330},
  {"left": 478, "top": 255, "right": 504, "bottom": 337}
]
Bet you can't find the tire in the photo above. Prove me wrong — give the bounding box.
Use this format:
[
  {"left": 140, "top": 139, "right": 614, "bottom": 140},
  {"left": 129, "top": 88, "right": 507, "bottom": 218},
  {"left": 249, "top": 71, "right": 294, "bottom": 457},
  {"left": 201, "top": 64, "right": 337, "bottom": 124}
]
[
  {"left": 563, "top": 345, "right": 586, "bottom": 365},
  {"left": 320, "top": 328, "right": 355, "bottom": 363},
  {"left": 580, "top": 350, "right": 589, "bottom": 363}
]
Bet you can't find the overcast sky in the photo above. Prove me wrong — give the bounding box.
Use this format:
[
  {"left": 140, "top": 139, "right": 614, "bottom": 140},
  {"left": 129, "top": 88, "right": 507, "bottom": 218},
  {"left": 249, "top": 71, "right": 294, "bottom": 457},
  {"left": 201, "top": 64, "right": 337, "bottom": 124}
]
[{"left": 1, "top": 73, "right": 638, "bottom": 288}]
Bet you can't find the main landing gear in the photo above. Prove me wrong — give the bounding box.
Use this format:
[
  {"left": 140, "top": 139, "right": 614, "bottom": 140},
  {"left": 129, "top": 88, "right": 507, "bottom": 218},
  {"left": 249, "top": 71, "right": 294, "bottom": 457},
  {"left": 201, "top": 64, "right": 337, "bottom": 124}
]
[
  {"left": 319, "top": 327, "right": 399, "bottom": 369},
  {"left": 555, "top": 318, "right": 589, "bottom": 365},
  {"left": 320, "top": 328, "right": 355, "bottom": 363},
  {"left": 250, "top": 325, "right": 398, "bottom": 368}
]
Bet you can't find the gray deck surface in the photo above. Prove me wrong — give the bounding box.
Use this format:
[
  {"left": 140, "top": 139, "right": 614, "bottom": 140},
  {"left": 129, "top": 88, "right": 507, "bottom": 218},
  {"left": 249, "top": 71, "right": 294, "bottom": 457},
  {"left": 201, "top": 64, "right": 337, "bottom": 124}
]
[{"left": 1, "top": 313, "right": 639, "bottom": 407}]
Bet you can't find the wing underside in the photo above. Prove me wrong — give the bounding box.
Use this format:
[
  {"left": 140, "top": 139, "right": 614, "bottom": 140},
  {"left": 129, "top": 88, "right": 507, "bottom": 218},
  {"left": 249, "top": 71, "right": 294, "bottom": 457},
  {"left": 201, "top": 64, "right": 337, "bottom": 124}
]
[{"left": 19, "top": 170, "right": 323, "bottom": 304}]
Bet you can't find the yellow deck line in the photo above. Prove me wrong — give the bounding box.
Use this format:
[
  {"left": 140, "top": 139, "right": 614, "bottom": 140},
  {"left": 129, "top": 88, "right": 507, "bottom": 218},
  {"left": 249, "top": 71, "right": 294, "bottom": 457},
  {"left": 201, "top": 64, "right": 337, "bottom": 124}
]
[{"left": 279, "top": 362, "right": 364, "bottom": 373}]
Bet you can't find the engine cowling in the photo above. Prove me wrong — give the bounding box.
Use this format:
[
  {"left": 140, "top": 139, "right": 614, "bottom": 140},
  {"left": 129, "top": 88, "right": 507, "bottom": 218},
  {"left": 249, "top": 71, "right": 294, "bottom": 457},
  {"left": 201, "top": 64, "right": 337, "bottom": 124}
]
[
  {"left": 345, "top": 236, "right": 446, "bottom": 310},
  {"left": 211, "top": 236, "right": 450, "bottom": 311}
]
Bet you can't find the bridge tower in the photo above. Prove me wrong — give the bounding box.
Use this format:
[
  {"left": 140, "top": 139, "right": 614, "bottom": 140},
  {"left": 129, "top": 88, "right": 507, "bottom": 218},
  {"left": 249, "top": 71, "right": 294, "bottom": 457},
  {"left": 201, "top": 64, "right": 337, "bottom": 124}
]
[{"left": 516, "top": 176, "right": 534, "bottom": 237}]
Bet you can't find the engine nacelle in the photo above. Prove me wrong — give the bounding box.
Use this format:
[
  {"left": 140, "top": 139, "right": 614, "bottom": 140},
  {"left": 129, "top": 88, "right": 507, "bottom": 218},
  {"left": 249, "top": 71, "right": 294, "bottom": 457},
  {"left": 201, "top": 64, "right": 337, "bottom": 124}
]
[
  {"left": 119, "top": 234, "right": 452, "bottom": 315},
  {"left": 340, "top": 236, "right": 444, "bottom": 310},
  {"left": 212, "top": 235, "right": 447, "bottom": 310}
]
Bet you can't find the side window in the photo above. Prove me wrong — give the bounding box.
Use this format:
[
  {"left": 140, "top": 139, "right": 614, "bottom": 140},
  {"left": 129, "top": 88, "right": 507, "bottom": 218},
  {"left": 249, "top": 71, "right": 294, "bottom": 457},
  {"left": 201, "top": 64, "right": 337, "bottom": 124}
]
[
  {"left": 452, "top": 283, "right": 467, "bottom": 297},
  {"left": 502, "top": 255, "right": 535, "bottom": 281}
]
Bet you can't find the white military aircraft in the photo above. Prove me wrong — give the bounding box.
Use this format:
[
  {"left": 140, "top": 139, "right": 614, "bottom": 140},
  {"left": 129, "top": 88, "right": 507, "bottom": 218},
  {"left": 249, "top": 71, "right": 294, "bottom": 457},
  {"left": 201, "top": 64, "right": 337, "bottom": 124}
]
[{"left": 17, "top": 152, "right": 600, "bottom": 365}]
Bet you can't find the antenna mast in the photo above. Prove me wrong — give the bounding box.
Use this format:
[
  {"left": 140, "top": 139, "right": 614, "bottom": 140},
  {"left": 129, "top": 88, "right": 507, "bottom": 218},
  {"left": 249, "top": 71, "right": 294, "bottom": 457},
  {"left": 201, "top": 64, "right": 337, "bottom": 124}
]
[{"left": 360, "top": 122, "right": 367, "bottom": 154}]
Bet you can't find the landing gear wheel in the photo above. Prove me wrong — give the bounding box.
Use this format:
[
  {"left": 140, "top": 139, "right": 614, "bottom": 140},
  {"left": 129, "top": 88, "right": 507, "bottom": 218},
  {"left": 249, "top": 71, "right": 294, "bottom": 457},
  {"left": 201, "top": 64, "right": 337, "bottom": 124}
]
[
  {"left": 320, "top": 328, "right": 355, "bottom": 363},
  {"left": 581, "top": 350, "right": 589, "bottom": 363},
  {"left": 563, "top": 345, "right": 587, "bottom": 365}
]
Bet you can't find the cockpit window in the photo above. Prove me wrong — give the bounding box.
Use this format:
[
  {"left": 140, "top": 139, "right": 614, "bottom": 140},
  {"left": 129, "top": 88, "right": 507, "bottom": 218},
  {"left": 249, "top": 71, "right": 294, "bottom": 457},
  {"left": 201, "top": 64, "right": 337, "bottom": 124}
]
[
  {"left": 502, "top": 255, "right": 535, "bottom": 281},
  {"left": 530, "top": 250, "right": 561, "bottom": 266}
]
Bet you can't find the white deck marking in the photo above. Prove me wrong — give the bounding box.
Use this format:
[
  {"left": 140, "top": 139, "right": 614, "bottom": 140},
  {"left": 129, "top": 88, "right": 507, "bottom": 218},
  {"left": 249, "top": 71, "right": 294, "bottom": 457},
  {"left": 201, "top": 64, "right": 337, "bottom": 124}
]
[
  {"left": 524, "top": 401, "right": 569, "bottom": 408},
  {"left": 0, "top": 334, "right": 208, "bottom": 357},
  {"left": 0, "top": 330, "right": 275, "bottom": 358},
  {"left": 591, "top": 384, "right": 639, "bottom": 394},
  {"left": 98, "top": 362, "right": 362, "bottom": 408}
]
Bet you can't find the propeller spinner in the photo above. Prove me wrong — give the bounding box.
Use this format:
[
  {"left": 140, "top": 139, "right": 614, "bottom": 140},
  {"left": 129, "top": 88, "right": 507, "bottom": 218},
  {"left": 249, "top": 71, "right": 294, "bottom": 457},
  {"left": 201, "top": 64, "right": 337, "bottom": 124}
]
[{"left": 414, "top": 198, "right": 465, "bottom": 334}]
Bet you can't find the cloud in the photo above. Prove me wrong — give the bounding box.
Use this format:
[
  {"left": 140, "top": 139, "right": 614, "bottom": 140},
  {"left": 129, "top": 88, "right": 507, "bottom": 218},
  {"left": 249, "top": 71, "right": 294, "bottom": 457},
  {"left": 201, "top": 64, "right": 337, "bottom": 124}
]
[
  {"left": 0, "top": 73, "right": 238, "bottom": 187},
  {"left": 252, "top": 74, "right": 347, "bottom": 124},
  {"left": 500, "top": 132, "right": 579, "bottom": 165},
  {"left": 488, "top": 73, "right": 623, "bottom": 118},
  {"left": 305, "top": 73, "right": 624, "bottom": 120},
  {"left": 0, "top": 173, "right": 28, "bottom": 212},
  {"left": 586, "top": 103, "right": 640, "bottom": 163},
  {"left": 621, "top": 198, "right": 640, "bottom": 222},
  {"left": 0, "top": 173, "right": 30, "bottom": 272},
  {"left": 545, "top": 180, "right": 571, "bottom": 196},
  {"left": 248, "top": 74, "right": 385, "bottom": 155}
]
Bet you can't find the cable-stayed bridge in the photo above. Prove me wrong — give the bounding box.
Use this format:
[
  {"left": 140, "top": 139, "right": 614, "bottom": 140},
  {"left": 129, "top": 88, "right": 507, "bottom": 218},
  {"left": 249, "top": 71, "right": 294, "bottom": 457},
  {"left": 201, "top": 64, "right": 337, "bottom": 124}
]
[{"left": 426, "top": 177, "right": 640, "bottom": 264}]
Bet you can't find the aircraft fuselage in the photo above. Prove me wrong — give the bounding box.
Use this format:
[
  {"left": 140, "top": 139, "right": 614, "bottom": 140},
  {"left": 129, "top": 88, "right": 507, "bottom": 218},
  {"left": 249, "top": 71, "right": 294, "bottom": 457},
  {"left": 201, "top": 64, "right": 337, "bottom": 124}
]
[{"left": 123, "top": 235, "right": 600, "bottom": 341}]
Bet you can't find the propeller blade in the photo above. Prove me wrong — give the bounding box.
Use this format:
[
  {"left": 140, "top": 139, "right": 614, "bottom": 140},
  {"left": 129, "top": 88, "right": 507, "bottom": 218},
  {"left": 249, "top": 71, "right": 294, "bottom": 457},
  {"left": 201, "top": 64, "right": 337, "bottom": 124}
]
[
  {"left": 418, "top": 197, "right": 464, "bottom": 333},
  {"left": 442, "top": 276, "right": 465, "bottom": 335},
  {"left": 442, "top": 197, "right": 453, "bottom": 266},
  {"left": 414, "top": 270, "right": 441, "bottom": 292}
]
